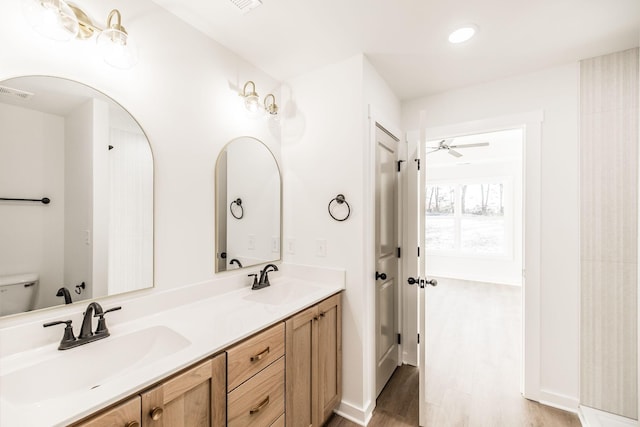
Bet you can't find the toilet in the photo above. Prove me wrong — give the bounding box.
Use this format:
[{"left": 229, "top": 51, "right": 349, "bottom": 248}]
[{"left": 0, "top": 273, "right": 39, "bottom": 316}]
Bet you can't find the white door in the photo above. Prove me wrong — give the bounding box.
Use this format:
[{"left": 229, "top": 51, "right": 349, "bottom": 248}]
[
  {"left": 406, "top": 122, "right": 436, "bottom": 427},
  {"left": 375, "top": 123, "right": 400, "bottom": 396}
]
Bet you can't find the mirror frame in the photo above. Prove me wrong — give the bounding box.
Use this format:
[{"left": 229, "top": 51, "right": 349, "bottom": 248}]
[
  {"left": 214, "top": 136, "right": 283, "bottom": 273},
  {"left": 0, "top": 74, "right": 156, "bottom": 319}
]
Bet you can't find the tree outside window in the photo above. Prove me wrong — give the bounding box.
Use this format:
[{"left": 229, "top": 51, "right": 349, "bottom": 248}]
[{"left": 426, "top": 181, "right": 507, "bottom": 255}]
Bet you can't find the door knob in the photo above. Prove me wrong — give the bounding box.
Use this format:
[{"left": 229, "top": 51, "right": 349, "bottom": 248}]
[
  {"left": 425, "top": 278, "right": 438, "bottom": 287},
  {"left": 375, "top": 271, "right": 387, "bottom": 280},
  {"left": 407, "top": 277, "right": 419, "bottom": 285}
]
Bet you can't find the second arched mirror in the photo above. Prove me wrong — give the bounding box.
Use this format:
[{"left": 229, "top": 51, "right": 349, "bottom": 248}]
[{"left": 215, "top": 137, "right": 281, "bottom": 272}]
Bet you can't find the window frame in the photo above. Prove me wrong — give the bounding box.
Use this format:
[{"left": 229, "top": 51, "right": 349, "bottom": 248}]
[{"left": 425, "top": 177, "right": 514, "bottom": 260}]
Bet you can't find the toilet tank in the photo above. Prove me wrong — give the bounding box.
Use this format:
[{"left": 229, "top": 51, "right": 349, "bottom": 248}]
[{"left": 0, "top": 273, "right": 39, "bottom": 316}]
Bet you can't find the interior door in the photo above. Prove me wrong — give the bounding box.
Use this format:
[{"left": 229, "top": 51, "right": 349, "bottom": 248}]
[
  {"left": 408, "top": 118, "right": 430, "bottom": 427},
  {"left": 374, "top": 123, "right": 399, "bottom": 396}
]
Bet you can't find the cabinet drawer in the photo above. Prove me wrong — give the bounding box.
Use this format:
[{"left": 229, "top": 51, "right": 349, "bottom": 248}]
[
  {"left": 228, "top": 357, "right": 285, "bottom": 427},
  {"left": 227, "top": 322, "right": 284, "bottom": 390}
]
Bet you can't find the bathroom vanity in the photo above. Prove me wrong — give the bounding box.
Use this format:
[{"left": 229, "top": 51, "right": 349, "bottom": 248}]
[
  {"left": 74, "top": 294, "right": 341, "bottom": 427},
  {"left": 0, "top": 266, "right": 344, "bottom": 427}
]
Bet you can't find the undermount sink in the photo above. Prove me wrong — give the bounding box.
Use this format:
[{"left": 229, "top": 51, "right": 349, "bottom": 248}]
[
  {"left": 243, "top": 281, "right": 322, "bottom": 306},
  {"left": 0, "top": 325, "right": 190, "bottom": 406}
]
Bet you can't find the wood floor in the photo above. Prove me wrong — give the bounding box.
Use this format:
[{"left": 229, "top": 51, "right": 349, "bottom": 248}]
[{"left": 326, "top": 279, "right": 582, "bottom": 427}]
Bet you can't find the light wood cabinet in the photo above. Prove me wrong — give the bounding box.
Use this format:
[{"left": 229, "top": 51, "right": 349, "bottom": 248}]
[
  {"left": 140, "top": 354, "right": 226, "bottom": 427},
  {"left": 71, "top": 292, "right": 341, "bottom": 427},
  {"left": 74, "top": 396, "right": 141, "bottom": 427},
  {"left": 286, "top": 293, "right": 342, "bottom": 427}
]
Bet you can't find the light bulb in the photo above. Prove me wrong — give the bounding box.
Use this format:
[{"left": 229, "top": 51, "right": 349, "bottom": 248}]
[
  {"left": 244, "top": 94, "right": 260, "bottom": 113},
  {"left": 96, "top": 29, "right": 138, "bottom": 69}
]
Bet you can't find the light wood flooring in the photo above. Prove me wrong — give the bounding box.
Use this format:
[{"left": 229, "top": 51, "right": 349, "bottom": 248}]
[{"left": 326, "top": 279, "right": 582, "bottom": 426}]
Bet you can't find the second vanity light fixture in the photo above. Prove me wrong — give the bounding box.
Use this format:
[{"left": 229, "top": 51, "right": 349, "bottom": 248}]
[
  {"left": 241, "top": 81, "right": 278, "bottom": 116},
  {"left": 22, "top": 0, "right": 138, "bottom": 69}
]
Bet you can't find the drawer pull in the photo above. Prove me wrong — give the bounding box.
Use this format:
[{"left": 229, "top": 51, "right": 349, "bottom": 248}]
[
  {"left": 150, "top": 407, "right": 163, "bottom": 421},
  {"left": 126, "top": 422, "right": 140, "bottom": 427},
  {"left": 249, "top": 395, "right": 270, "bottom": 414},
  {"left": 250, "top": 347, "right": 270, "bottom": 362}
]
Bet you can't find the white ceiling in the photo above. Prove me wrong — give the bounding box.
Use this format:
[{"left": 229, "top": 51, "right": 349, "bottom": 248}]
[{"left": 151, "top": 0, "right": 640, "bottom": 100}]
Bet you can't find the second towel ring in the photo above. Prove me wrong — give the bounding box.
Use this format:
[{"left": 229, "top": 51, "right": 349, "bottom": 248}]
[
  {"left": 328, "top": 194, "right": 350, "bottom": 222},
  {"left": 230, "top": 198, "right": 244, "bottom": 219}
]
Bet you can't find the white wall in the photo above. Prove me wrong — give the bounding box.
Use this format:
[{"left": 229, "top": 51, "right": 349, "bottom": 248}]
[
  {"left": 0, "top": 103, "right": 65, "bottom": 310},
  {"left": 403, "top": 63, "right": 581, "bottom": 408},
  {"left": 0, "top": 0, "right": 280, "bottom": 295}
]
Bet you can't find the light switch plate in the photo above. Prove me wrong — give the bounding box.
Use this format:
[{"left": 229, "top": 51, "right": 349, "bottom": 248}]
[
  {"left": 271, "top": 236, "right": 280, "bottom": 253},
  {"left": 286, "top": 238, "right": 295, "bottom": 254},
  {"left": 248, "top": 234, "right": 256, "bottom": 250}
]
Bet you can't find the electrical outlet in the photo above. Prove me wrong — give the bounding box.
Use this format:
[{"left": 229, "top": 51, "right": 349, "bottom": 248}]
[
  {"left": 271, "top": 237, "right": 280, "bottom": 253},
  {"left": 286, "top": 238, "right": 295, "bottom": 254},
  {"left": 316, "top": 239, "right": 327, "bottom": 257},
  {"left": 84, "top": 230, "right": 91, "bottom": 246},
  {"left": 248, "top": 234, "right": 256, "bottom": 250}
]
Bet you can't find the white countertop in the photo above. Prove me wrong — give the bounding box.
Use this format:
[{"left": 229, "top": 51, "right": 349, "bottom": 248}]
[{"left": 0, "top": 265, "right": 344, "bottom": 426}]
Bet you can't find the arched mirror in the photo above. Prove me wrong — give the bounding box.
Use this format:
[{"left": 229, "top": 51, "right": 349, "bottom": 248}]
[
  {"left": 215, "top": 137, "right": 281, "bottom": 272},
  {"left": 0, "top": 76, "right": 154, "bottom": 317}
]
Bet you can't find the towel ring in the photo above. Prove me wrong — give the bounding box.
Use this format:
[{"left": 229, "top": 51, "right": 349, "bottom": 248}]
[
  {"left": 230, "top": 198, "right": 244, "bottom": 219},
  {"left": 328, "top": 194, "right": 350, "bottom": 222}
]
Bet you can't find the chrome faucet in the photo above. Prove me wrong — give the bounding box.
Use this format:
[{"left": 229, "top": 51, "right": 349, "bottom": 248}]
[
  {"left": 254, "top": 264, "right": 279, "bottom": 290},
  {"left": 43, "top": 302, "right": 122, "bottom": 350}
]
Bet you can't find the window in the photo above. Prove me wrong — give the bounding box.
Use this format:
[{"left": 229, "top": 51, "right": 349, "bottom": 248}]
[{"left": 426, "top": 180, "right": 509, "bottom": 256}]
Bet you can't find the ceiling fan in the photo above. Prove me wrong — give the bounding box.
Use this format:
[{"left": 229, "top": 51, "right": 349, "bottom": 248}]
[{"left": 427, "top": 139, "right": 489, "bottom": 157}]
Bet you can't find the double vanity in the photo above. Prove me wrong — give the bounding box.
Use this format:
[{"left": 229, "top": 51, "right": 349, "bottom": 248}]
[{"left": 0, "top": 265, "right": 344, "bottom": 426}]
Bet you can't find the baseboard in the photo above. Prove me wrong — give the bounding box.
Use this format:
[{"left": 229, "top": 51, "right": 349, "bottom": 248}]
[
  {"left": 335, "top": 399, "right": 374, "bottom": 426},
  {"left": 579, "top": 405, "right": 638, "bottom": 427},
  {"left": 539, "top": 389, "right": 580, "bottom": 413}
]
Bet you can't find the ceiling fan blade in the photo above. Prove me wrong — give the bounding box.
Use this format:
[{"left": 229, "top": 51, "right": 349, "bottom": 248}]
[
  {"left": 448, "top": 149, "right": 463, "bottom": 157},
  {"left": 426, "top": 149, "right": 440, "bottom": 155},
  {"left": 449, "top": 142, "right": 490, "bottom": 149}
]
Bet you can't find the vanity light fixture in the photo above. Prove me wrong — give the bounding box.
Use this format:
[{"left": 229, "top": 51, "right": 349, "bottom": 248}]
[
  {"left": 22, "top": 0, "right": 138, "bottom": 69},
  {"left": 242, "top": 81, "right": 261, "bottom": 113},
  {"left": 448, "top": 25, "right": 477, "bottom": 44},
  {"left": 264, "top": 93, "right": 278, "bottom": 115}
]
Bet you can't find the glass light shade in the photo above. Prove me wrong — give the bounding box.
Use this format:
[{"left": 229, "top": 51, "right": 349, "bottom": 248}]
[
  {"left": 448, "top": 26, "right": 476, "bottom": 44},
  {"left": 244, "top": 94, "right": 261, "bottom": 113},
  {"left": 22, "top": 0, "right": 79, "bottom": 41},
  {"left": 96, "top": 28, "right": 138, "bottom": 69}
]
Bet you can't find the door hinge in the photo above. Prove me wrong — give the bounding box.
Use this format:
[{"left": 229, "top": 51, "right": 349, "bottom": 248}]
[
  {"left": 397, "top": 247, "right": 401, "bottom": 258},
  {"left": 414, "top": 158, "right": 420, "bottom": 170},
  {"left": 417, "top": 333, "right": 420, "bottom": 344},
  {"left": 397, "top": 333, "right": 401, "bottom": 345},
  {"left": 417, "top": 246, "right": 420, "bottom": 257},
  {"left": 397, "top": 160, "right": 405, "bottom": 172}
]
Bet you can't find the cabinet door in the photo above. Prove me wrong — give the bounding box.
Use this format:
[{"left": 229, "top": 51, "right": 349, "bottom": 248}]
[
  {"left": 285, "top": 305, "right": 318, "bottom": 427},
  {"left": 141, "top": 354, "right": 226, "bottom": 427},
  {"left": 74, "top": 396, "right": 141, "bottom": 427},
  {"left": 317, "top": 293, "right": 342, "bottom": 425}
]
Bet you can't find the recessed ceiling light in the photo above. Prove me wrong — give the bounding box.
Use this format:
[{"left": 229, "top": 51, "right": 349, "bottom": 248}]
[{"left": 448, "top": 26, "right": 477, "bottom": 44}]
